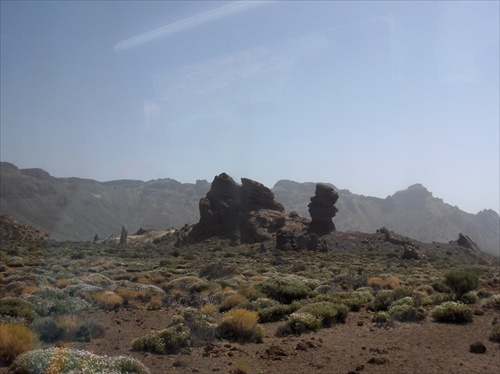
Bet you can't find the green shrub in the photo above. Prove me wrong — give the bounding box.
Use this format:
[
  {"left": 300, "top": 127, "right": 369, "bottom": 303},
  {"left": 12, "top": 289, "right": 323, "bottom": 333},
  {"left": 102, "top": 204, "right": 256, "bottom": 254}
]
[
  {"left": 180, "top": 307, "right": 216, "bottom": 345},
  {"left": 32, "top": 315, "right": 105, "bottom": 343},
  {"left": 367, "top": 290, "right": 394, "bottom": 312},
  {"left": 28, "top": 287, "right": 89, "bottom": 316},
  {"left": 444, "top": 270, "right": 479, "bottom": 300},
  {"left": 132, "top": 325, "right": 190, "bottom": 354},
  {"left": 460, "top": 291, "right": 479, "bottom": 305},
  {"left": 284, "top": 312, "right": 321, "bottom": 335},
  {"left": 216, "top": 309, "right": 263, "bottom": 343},
  {"left": 0, "top": 298, "right": 35, "bottom": 322},
  {"left": 298, "top": 302, "right": 336, "bottom": 327},
  {"left": 388, "top": 304, "right": 426, "bottom": 322},
  {"left": 258, "top": 303, "right": 298, "bottom": 323},
  {"left": 372, "top": 311, "right": 390, "bottom": 323},
  {"left": 391, "top": 287, "right": 414, "bottom": 300},
  {"left": 421, "top": 292, "right": 452, "bottom": 306},
  {"left": 430, "top": 301, "right": 473, "bottom": 323},
  {"left": 31, "top": 317, "right": 59, "bottom": 342},
  {"left": 481, "top": 295, "right": 500, "bottom": 310},
  {"left": 298, "top": 302, "right": 348, "bottom": 327},
  {"left": 312, "top": 292, "right": 374, "bottom": 312},
  {"left": 11, "top": 348, "right": 150, "bottom": 374},
  {"left": 489, "top": 323, "right": 500, "bottom": 343},
  {"left": 258, "top": 277, "right": 312, "bottom": 304},
  {"left": 76, "top": 320, "right": 105, "bottom": 342},
  {"left": 199, "top": 262, "right": 237, "bottom": 279}
]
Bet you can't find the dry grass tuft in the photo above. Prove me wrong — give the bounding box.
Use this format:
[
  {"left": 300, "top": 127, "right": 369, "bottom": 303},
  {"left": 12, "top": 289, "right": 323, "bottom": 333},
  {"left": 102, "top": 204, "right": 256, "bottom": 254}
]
[
  {"left": 0, "top": 323, "right": 40, "bottom": 365},
  {"left": 55, "top": 279, "right": 72, "bottom": 288},
  {"left": 91, "top": 291, "right": 123, "bottom": 310},
  {"left": 21, "top": 285, "right": 38, "bottom": 295},
  {"left": 220, "top": 293, "right": 247, "bottom": 312},
  {"left": 368, "top": 276, "right": 400, "bottom": 289}
]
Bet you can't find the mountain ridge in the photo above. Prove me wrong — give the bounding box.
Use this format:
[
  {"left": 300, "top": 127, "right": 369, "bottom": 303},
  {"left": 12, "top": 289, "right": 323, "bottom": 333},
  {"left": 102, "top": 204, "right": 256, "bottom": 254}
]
[{"left": 1, "top": 162, "right": 498, "bottom": 256}]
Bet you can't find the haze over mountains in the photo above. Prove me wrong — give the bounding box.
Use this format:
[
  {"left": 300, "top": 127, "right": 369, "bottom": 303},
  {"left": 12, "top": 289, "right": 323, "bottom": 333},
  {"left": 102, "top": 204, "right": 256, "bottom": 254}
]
[{"left": 0, "top": 162, "right": 498, "bottom": 256}]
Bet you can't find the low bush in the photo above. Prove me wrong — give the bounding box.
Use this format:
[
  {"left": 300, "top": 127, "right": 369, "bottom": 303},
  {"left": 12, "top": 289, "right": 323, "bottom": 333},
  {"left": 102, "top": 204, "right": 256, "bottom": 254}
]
[
  {"left": 0, "top": 322, "right": 40, "bottom": 365},
  {"left": 116, "top": 288, "right": 148, "bottom": 306},
  {"left": 0, "top": 297, "right": 35, "bottom": 322},
  {"left": 368, "top": 276, "right": 400, "bottom": 290},
  {"left": 430, "top": 301, "right": 473, "bottom": 324},
  {"left": 367, "top": 290, "right": 394, "bottom": 312},
  {"left": 388, "top": 304, "right": 426, "bottom": 322},
  {"left": 283, "top": 312, "right": 321, "bottom": 335},
  {"left": 258, "top": 277, "right": 312, "bottom": 304},
  {"left": 32, "top": 314, "right": 105, "bottom": 343},
  {"left": 92, "top": 290, "right": 123, "bottom": 310},
  {"left": 217, "top": 308, "right": 263, "bottom": 343},
  {"left": 444, "top": 270, "right": 479, "bottom": 300},
  {"left": 180, "top": 307, "right": 217, "bottom": 345},
  {"left": 460, "top": 291, "right": 479, "bottom": 305},
  {"left": 11, "top": 347, "right": 150, "bottom": 374},
  {"left": 372, "top": 311, "right": 390, "bottom": 323},
  {"left": 421, "top": 292, "right": 452, "bottom": 306},
  {"left": 298, "top": 301, "right": 349, "bottom": 327},
  {"left": 490, "top": 323, "right": 500, "bottom": 343},
  {"left": 220, "top": 293, "right": 248, "bottom": 312},
  {"left": 199, "top": 262, "right": 237, "bottom": 280},
  {"left": 28, "top": 287, "right": 89, "bottom": 316},
  {"left": 258, "top": 303, "right": 298, "bottom": 323},
  {"left": 481, "top": 295, "right": 500, "bottom": 310},
  {"left": 312, "top": 291, "right": 374, "bottom": 312},
  {"left": 132, "top": 325, "right": 190, "bottom": 354}
]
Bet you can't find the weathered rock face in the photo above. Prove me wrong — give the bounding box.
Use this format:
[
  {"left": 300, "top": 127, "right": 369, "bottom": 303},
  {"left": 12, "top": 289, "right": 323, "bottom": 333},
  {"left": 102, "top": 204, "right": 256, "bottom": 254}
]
[
  {"left": 456, "top": 233, "right": 481, "bottom": 253},
  {"left": 307, "top": 184, "right": 339, "bottom": 234},
  {"left": 184, "top": 173, "right": 294, "bottom": 244}
]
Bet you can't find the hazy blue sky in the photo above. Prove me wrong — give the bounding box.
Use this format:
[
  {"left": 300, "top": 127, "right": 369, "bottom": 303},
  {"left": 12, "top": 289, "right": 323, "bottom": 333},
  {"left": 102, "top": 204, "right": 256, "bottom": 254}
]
[{"left": 1, "top": 1, "right": 498, "bottom": 214}]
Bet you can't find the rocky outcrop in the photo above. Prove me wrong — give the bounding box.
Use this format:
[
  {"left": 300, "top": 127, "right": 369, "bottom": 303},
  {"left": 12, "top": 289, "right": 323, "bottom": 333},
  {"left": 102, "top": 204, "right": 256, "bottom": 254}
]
[
  {"left": 181, "top": 173, "right": 305, "bottom": 245},
  {"left": 307, "top": 184, "right": 339, "bottom": 234},
  {"left": 0, "top": 214, "right": 49, "bottom": 245},
  {"left": 455, "top": 233, "right": 482, "bottom": 254},
  {"left": 275, "top": 183, "right": 338, "bottom": 250},
  {"left": 401, "top": 245, "right": 422, "bottom": 260}
]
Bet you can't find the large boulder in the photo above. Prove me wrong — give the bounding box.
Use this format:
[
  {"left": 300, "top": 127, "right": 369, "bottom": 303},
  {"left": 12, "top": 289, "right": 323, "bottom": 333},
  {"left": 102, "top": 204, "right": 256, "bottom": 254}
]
[
  {"left": 307, "top": 184, "right": 339, "bottom": 234},
  {"left": 185, "top": 173, "right": 292, "bottom": 244}
]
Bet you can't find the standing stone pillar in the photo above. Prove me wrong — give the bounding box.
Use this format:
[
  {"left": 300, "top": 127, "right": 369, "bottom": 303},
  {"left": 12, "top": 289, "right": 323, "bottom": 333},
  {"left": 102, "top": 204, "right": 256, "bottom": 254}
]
[{"left": 307, "top": 184, "right": 338, "bottom": 234}]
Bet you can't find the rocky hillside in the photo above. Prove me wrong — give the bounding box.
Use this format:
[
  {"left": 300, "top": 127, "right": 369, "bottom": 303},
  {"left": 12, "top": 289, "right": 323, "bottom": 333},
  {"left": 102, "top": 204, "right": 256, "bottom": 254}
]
[
  {"left": 0, "top": 162, "right": 210, "bottom": 241},
  {"left": 1, "top": 162, "right": 498, "bottom": 256},
  {"left": 273, "top": 180, "right": 499, "bottom": 256}
]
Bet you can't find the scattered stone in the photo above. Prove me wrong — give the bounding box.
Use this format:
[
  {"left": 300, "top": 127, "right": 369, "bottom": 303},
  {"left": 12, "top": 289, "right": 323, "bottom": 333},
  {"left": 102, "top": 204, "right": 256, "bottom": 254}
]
[
  {"left": 265, "top": 345, "right": 288, "bottom": 360},
  {"left": 401, "top": 245, "right": 422, "bottom": 260},
  {"left": 367, "top": 357, "right": 388, "bottom": 365},
  {"left": 172, "top": 360, "right": 186, "bottom": 368},
  {"left": 469, "top": 341, "right": 486, "bottom": 354}
]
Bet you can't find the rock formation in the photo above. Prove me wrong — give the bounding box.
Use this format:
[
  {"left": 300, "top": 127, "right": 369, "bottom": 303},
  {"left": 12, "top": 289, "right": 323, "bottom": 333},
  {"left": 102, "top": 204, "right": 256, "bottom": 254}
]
[
  {"left": 449, "top": 232, "right": 482, "bottom": 255},
  {"left": 307, "top": 184, "right": 339, "bottom": 234},
  {"left": 180, "top": 173, "right": 306, "bottom": 245}
]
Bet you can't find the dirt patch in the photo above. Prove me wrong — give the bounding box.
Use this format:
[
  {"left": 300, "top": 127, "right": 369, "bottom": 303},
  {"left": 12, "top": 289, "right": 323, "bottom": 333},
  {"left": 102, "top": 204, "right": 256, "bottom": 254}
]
[{"left": 69, "top": 307, "right": 500, "bottom": 374}]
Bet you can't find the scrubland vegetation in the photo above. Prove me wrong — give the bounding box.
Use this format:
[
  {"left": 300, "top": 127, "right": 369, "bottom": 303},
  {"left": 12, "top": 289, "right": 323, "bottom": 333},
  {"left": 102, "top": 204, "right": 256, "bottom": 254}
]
[{"left": 0, "top": 235, "right": 499, "bottom": 373}]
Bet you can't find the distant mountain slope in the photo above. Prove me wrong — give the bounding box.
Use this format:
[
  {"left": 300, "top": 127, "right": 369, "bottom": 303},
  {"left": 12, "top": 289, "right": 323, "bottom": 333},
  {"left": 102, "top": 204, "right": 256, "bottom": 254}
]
[
  {"left": 1, "top": 162, "right": 498, "bottom": 256},
  {"left": 272, "top": 180, "right": 499, "bottom": 256},
  {"left": 0, "top": 162, "right": 209, "bottom": 241}
]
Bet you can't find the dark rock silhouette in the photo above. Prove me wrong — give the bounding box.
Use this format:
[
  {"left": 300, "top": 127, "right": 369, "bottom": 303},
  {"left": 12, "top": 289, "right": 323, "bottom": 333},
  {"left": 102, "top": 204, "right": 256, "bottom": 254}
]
[
  {"left": 455, "top": 233, "right": 481, "bottom": 254},
  {"left": 307, "top": 184, "right": 339, "bottom": 234},
  {"left": 180, "top": 173, "right": 303, "bottom": 245}
]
